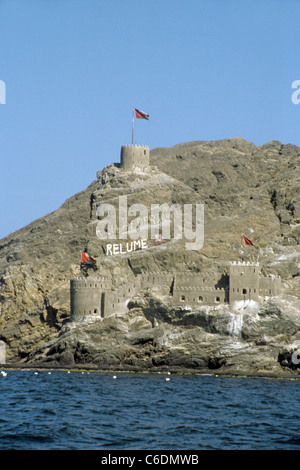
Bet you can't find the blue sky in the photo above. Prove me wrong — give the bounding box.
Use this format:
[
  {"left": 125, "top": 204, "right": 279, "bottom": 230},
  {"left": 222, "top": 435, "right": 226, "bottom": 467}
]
[{"left": 0, "top": 0, "right": 299, "bottom": 239}]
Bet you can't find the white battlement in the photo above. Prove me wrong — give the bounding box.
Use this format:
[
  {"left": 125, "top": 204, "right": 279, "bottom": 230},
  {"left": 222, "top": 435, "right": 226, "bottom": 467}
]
[
  {"left": 230, "top": 261, "right": 259, "bottom": 266},
  {"left": 122, "top": 144, "right": 149, "bottom": 149},
  {"left": 174, "top": 285, "right": 225, "bottom": 292}
]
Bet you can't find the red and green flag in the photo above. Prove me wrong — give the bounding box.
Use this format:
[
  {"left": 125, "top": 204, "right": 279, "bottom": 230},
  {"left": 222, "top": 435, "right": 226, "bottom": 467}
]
[
  {"left": 134, "top": 108, "right": 149, "bottom": 120},
  {"left": 243, "top": 235, "right": 258, "bottom": 249},
  {"left": 81, "top": 251, "right": 96, "bottom": 265}
]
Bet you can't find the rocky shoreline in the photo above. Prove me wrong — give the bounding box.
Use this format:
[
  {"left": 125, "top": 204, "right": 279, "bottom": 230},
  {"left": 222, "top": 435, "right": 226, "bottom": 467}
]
[
  {"left": 8, "top": 294, "right": 298, "bottom": 381},
  {"left": 1, "top": 362, "right": 300, "bottom": 381}
]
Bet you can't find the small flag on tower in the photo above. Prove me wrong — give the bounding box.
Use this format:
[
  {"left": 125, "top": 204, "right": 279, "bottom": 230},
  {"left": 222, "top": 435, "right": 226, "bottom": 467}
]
[{"left": 134, "top": 108, "right": 149, "bottom": 120}]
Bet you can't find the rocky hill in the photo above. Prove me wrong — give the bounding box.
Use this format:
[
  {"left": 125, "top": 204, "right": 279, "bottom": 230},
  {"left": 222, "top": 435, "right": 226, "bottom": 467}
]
[{"left": 0, "top": 137, "right": 300, "bottom": 377}]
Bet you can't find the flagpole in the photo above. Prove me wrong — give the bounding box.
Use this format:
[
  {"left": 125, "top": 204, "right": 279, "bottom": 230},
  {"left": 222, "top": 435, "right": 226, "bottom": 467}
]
[{"left": 132, "top": 108, "right": 135, "bottom": 145}]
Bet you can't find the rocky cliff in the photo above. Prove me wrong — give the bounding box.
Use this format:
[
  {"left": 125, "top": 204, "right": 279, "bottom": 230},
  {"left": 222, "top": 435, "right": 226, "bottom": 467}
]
[{"left": 0, "top": 137, "right": 300, "bottom": 377}]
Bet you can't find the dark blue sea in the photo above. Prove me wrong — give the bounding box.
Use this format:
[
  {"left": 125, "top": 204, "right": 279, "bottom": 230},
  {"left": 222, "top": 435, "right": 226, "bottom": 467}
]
[{"left": 0, "top": 369, "right": 300, "bottom": 451}]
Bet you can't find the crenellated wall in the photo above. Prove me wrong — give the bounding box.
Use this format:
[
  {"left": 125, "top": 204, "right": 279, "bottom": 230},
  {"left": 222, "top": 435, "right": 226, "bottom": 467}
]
[
  {"left": 259, "top": 274, "right": 281, "bottom": 297},
  {"left": 105, "top": 281, "right": 140, "bottom": 316},
  {"left": 140, "top": 272, "right": 174, "bottom": 295},
  {"left": 172, "top": 286, "right": 227, "bottom": 305}
]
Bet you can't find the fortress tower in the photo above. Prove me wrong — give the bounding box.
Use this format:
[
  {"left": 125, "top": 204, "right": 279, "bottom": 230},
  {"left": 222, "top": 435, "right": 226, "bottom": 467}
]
[
  {"left": 120, "top": 145, "right": 150, "bottom": 172},
  {"left": 229, "top": 261, "right": 260, "bottom": 303},
  {"left": 70, "top": 277, "right": 112, "bottom": 321}
]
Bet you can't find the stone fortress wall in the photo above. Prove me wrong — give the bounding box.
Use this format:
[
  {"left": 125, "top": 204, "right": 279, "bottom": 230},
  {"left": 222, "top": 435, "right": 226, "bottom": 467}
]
[{"left": 70, "top": 262, "right": 281, "bottom": 322}]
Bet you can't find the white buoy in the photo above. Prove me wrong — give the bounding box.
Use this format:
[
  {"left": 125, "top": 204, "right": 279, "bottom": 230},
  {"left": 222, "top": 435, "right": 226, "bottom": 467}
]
[
  {"left": 113, "top": 375, "right": 117, "bottom": 379},
  {"left": 166, "top": 377, "right": 170, "bottom": 381},
  {"left": 34, "top": 372, "right": 38, "bottom": 375},
  {"left": 1, "top": 371, "right": 7, "bottom": 377}
]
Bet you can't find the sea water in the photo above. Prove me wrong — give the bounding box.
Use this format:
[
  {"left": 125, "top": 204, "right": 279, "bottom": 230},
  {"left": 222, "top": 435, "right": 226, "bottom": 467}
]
[{"left": 0, "top": 370, "right": 299, "bottom": 450}]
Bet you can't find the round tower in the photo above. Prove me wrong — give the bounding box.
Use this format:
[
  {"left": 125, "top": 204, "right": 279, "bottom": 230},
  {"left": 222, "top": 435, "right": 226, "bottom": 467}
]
[
  {"left": 70, "top": 278, "right": 109, "bottom": 321},
  {"left": 120, "top": 145, "right": 150, "bottom": 171}
]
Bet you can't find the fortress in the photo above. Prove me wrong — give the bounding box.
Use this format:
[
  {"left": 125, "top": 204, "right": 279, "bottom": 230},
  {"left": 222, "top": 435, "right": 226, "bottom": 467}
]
[
  {"left": 70, "top": 144, "right": 281, "bottom": 322},
  {"left": 70, "top": 262, "right": 281, "bottom": 321}
]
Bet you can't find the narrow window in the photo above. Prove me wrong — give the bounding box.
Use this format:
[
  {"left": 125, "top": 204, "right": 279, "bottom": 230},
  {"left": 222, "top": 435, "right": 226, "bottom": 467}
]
[{"left": 242, "top": 289, "right": 247, "bottom": 295}]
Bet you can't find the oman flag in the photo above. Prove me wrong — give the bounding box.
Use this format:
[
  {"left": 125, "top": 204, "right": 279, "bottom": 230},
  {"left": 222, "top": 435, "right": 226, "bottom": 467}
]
[
  {"left": 81, "top": 251, "right": 96, "bottom": 264},
  {"left": 242, "top": 235, "right": 258, "bottom": 249},
  {"left": 134, "top": 108, "right": 149, "bottom": 120}
]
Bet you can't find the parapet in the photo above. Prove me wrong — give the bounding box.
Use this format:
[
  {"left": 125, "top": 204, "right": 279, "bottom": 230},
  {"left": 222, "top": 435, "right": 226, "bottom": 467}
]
[
  {"left": 122, "top": 144, "right": 149, "bottom": 149},
  {"left": 70, "top": 277, "right": 112, "bottom": 293},
  {"left": 174, "top": 286, "right": 225, "bottom": 292},
  {"left": 229, "top": 261, "right": 259, "bottom": 266}
]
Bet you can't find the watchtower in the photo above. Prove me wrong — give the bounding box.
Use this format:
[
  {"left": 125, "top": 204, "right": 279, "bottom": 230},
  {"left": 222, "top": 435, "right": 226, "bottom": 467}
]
[
  {"left": 70, "top": 277, "right": 112, "bottom": 321},
  {"left": 120, "top": 145, "right": 150, "bottom": 171},
  {"left": 229, "top": 261, "right": 260, "bottom": 303}
]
